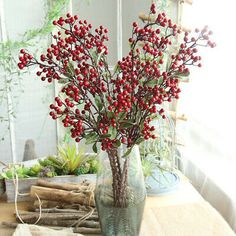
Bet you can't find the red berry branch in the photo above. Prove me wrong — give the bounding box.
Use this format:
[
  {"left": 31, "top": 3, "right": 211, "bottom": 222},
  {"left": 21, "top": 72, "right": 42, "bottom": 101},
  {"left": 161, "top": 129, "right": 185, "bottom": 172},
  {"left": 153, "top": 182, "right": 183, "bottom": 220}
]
[{"left": 18, "top": 3, "right": 215, "bottom": 207}]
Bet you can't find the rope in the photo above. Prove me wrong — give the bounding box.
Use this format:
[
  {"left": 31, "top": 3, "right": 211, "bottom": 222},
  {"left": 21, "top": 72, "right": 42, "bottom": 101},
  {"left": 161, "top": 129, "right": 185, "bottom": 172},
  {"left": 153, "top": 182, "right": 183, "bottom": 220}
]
[
  {"left": 73, "top": 181, "right": 96, "bottom": 230},
  {"left": 11, "top": 170, "right": 95, "bottom": 228},
  {"left": 74, "top": 207, "right": 95, "bottom": 228},
  {"left": 12, "top": 168, "right": 43, "bottom": 225},
  {"left": 86, "top": 182, "right": 95, "bottom": 206}
]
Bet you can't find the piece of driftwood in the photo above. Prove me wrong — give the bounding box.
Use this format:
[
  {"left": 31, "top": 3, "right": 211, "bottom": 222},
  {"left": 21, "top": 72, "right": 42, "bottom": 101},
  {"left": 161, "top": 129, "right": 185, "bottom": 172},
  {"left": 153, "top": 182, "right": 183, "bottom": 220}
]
[
  {"left": 16, "top": 217, "right": 99, "bottom": 228},
  {"left": 5, "top": 174, "right": 96, "bottom": 202},
  {"left": 37, "top": 179, "right": 94, "bottom": 192},
  {"left": 1, "top": 222, "right": 18, "bottom": 228},
  {"left": 74, "top": 227, "right": 101, "bottom": 234},
  {"left": 32, "top": 200, "right": 63, "bottom": 210},
  {"left": 34, "top": 208, "right": 95, "bottom": 214},
  {"left": 15, "top": 211, "right": 98, "bottom": 221},
  {"left": 30, "top": 186, "right": 95, "bottom": 206},
  {"left": 33, "top": 200, "right": 95, "bottom": 212}
]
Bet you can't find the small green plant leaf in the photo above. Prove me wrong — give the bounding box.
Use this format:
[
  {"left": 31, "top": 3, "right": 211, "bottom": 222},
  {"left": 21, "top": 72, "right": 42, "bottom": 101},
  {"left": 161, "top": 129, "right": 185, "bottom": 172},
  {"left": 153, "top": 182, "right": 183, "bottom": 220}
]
[
  {"left": 113, "top": 139, "right": 121, "bottom": 148},
  {"left": 107, "top": 112, "right": 115, "bottom": 119},
  {"left": 100, "top": 133, "right": 111, "bottom": 139},
  {"left": 122, "top": 147, "right": 133, "bottom": 158},
  {"left": 92, "top": 143, "right": 98, "bottom": 153},
  {"left": 108, "top": 126, "right": 117, "bottom": 139},
  {"left": 118, "top": 112, "right": 126, "bottom": 120},
  {"left": 95, "top": 95, "right": 103, "bottom": 111},
  {"left": 85, "top": 132, "right": 98, "bottom": 144},
  {"left": 119, "top": 120, "right": 135, "bottom": 129},
  {"left": 146, "top": 79, "right": 157, "bottom": 87},
  {"left": 66, "top": 61, "right": 75, "bottom": 74},
  {"left": 175, "top": 70, "right": 190, "bottom": 78},
  {"left": 135, "top": 137, "right": 145, "bottom": 144}
]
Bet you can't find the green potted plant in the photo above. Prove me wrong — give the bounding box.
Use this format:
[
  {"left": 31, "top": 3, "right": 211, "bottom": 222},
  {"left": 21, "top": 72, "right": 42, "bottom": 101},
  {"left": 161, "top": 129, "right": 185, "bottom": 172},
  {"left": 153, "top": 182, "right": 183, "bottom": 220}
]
[
  {"left": 1, "top": 145, "right": 98, "bottom": 202},
  {"left": 18, "top": 2, "right": 214, "bottom": 235},
  {"left": 140, "top": 113, "right": 180, "bottom": 195}
]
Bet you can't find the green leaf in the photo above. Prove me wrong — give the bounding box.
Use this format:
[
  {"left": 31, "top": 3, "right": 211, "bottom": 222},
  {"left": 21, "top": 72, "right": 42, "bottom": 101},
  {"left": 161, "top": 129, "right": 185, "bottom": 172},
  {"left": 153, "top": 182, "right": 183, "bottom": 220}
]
[
  {"left": 108, "top": 126, "right": 117, "bottom": 139},
  {"left": 158, "top": 76, "right": 164, "bottom": 85},
  {"left": 85, "top": 132, "right": 96, "bottom": 139},
  {"left": 113, "top": 140, "right": 121, "bottom": 148},
  {"left": 146, "top": 79, "right": 157, "bottom": 87},
  {"left": 118, "top": 112, "right": 126, "bottom": 120},
  {"left": 92, "top": 143, "right": 98, "bottom": 153},
  {"left": 100, "top": 134, "right": 111, "bottom": 139},
  {"left": 96, "top": 49, "right": 105, "bottom": 64},
  {"left": 121, "top": 119, "right": 135, "bottom": 124},
  {"left": 63, "top": 131, "right": 71, "bottom": 144},
  {"left": 119, "top": 120, "right": 135, "bottom": 129},
  {"left": 95, "top": 95, "right": 103, "bottom": 111},
  {"left": 97, "top": 115, "right": 102, "bottom": 122},
  {"left": 66, "top": 61, "right": 75, "bottom": 74},
  {"left": 135, "top": 137, "right": 145, "bottom": 144},
  {"left": 175, "top": 71, "right": 190, "bottom": 77},
  {"left": 85, "top": 132, "right": 98, "bottom": 144},
  {"left": 120, "top": 122, "right": 133, "bottom": 129},
  {"left": 107, "top": 112, "right": 115, "bottom": 119},
  {"left": 113, "top": 63, "right": 121, "bottom": 74},
  {"left": 122, "top": 147, "right": 133, "bottom": 158}
]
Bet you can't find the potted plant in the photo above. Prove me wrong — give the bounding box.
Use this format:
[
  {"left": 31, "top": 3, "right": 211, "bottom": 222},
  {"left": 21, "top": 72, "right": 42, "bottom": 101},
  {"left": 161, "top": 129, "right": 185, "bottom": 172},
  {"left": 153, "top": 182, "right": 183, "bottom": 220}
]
[
  {"left": 140, "top": 113, "right": 180, "bottom": 195},
  {"left": 18, "top": 2, "right": 214, "bottom": 235},
  {"left": 1, "top": 145, "right": 98, "bottom": 202},
  {"left": 0, "top": 176, "right": 5, "bottom": 196}
]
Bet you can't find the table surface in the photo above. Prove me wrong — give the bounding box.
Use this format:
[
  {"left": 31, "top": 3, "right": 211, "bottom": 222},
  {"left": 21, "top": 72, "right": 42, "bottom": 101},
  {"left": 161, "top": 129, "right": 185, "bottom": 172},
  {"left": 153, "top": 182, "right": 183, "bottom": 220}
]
[{"left": 0, "top": 174, "right": 235, "bottom": 236}]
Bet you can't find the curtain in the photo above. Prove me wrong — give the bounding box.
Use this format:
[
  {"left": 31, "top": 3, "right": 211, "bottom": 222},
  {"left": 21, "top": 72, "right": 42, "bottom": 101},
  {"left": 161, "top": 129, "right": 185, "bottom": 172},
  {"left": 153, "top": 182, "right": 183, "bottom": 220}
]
[{"left": 179, "top": 0, "right": 236, "bottom": 232}]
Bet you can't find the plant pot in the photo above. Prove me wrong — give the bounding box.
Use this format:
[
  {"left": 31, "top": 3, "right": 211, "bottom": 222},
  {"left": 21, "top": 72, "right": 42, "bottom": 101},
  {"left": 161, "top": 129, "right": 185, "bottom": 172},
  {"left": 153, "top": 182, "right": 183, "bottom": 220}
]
[
  {"left": 145, "top": 169, "right": 180, "bottom": 196},
  {"left": 4, "top": 174, "right": 96, "bottom": 202},
  {"left": 95, "top": 145, "right": 146, "bottom": 236},
  {"left": 0, "top": 178, "right": 5, "bottom": 196}
]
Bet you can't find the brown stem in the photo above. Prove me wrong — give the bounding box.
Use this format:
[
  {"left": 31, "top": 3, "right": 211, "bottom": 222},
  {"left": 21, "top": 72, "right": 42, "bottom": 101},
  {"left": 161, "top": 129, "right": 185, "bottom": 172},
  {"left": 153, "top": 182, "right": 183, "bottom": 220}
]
[{"left": 107, "top": 148, "right": 129, "bottom": 208}]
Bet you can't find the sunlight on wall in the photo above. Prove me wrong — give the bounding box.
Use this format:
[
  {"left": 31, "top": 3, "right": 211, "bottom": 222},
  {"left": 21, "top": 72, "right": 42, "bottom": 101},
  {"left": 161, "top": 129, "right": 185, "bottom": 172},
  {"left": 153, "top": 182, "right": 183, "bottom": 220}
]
[{"left": 180, "top": 0, "right": 236, "bottom": 160}]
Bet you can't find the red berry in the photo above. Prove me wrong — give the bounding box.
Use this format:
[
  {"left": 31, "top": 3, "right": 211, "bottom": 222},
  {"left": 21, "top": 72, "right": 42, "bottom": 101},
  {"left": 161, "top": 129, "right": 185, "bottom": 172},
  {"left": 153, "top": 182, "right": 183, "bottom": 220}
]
[
  {"left": 121, "top": 137, "right": 126, "bottom": 143},
  {"left": 18, "top": 63, "right": 24, "bottom": 69}
]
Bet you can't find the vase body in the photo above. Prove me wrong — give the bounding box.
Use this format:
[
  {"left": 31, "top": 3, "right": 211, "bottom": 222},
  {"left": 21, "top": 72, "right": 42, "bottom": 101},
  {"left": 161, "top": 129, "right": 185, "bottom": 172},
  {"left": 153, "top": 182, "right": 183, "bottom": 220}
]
[{"left": 95, "top": 145, "right": 146, "bottom": 236}]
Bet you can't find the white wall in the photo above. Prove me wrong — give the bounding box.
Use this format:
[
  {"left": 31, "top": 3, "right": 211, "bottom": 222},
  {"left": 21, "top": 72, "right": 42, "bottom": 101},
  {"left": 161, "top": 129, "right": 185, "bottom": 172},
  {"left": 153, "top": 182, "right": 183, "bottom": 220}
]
[{"left": 0, "top": 0, "right": 57, "bottom": 164}]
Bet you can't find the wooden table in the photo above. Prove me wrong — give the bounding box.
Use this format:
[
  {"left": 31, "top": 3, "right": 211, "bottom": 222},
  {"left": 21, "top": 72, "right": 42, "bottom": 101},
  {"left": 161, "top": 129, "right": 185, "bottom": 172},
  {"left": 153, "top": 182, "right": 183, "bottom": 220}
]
[{"left": 0, "top": 175, "right": 235, "bottom": 236}]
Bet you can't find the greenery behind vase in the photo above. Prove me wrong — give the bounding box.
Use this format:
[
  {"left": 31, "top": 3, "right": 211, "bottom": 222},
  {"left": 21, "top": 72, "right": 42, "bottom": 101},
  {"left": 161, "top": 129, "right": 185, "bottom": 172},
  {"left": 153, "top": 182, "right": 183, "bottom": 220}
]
[{"left": 140, "top": 112, "right": 177, "bottom": 179}]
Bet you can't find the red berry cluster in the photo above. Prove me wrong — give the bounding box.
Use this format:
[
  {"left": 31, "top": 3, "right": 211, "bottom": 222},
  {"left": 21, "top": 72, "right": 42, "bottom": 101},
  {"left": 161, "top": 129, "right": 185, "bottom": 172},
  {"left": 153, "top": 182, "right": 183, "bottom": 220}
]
[
  {"left": 18, "top": 4, "right": 215, "bottom": 151},
  {"left": 18, "top": 49, "right": 33, "bottom": 69}
]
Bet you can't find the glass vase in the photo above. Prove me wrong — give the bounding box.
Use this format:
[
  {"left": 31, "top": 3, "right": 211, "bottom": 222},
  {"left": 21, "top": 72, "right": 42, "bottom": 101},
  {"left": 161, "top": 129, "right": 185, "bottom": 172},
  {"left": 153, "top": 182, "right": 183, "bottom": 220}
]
[{"left": 95, "top": 145, "right": 146, "bottom": 236}]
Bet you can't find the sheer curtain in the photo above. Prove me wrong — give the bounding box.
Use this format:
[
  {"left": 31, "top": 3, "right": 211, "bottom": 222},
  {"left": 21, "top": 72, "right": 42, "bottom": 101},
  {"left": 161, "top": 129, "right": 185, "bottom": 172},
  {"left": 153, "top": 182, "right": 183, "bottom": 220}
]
[{"left": 178, "top": 0, "right": 236, "bottom": 232}]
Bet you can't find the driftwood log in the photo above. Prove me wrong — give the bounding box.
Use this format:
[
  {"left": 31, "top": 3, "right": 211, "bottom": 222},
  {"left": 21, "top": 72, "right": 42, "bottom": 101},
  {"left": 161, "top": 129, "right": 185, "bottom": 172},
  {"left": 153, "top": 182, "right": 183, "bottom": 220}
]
[
  {"left": 74, "top": 227, "right": 101, "bottom": 234},
  {"left": 37, "top": 179, "right": 93, "bottom": 192},
  {"left": 15, "top": 211, "right": 99, "bottom": 221},
  {"left": 33, "top": 200, "right": 95, "bottom": 212},
  {"left": 10, "top": 180, "right": 100, "bottom": 233},
  {"left": 30, "top": 185, "right": 95, "bottom": 207}
]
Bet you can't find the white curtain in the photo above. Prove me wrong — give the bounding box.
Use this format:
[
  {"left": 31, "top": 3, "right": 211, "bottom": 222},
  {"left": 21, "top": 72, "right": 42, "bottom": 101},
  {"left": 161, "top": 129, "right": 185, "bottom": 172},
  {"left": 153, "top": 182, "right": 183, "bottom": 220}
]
[{"left": 179, "top": 0, "right": 236, "bottom": 232}]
